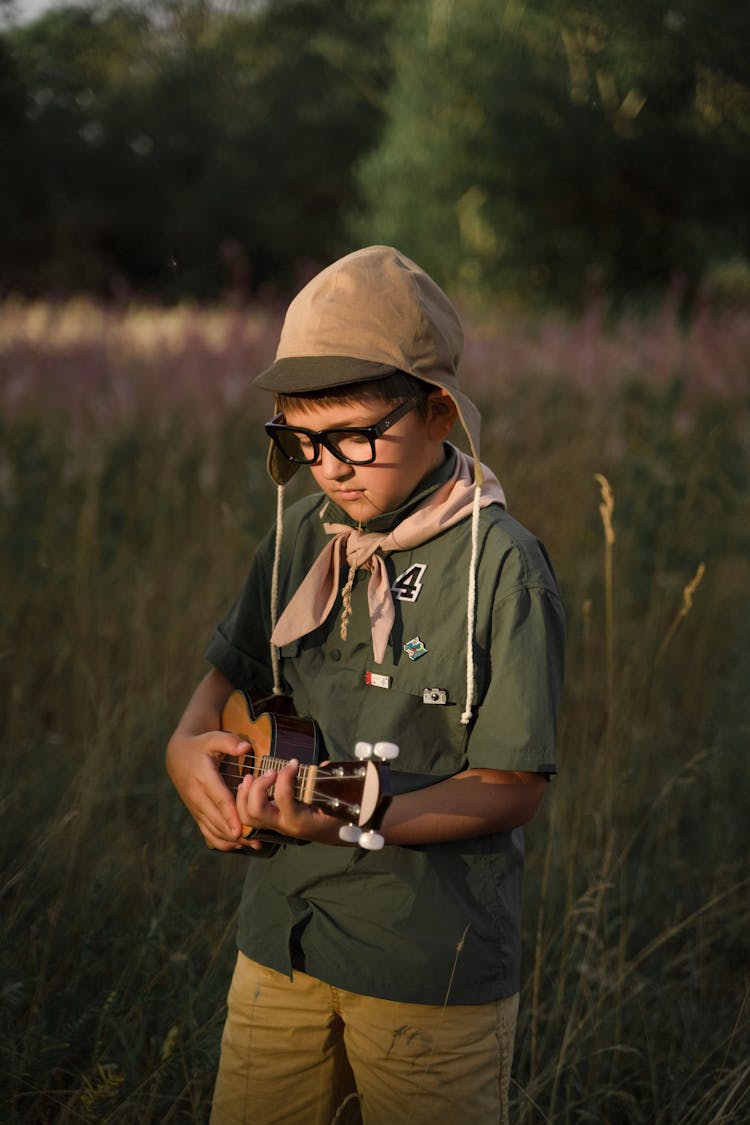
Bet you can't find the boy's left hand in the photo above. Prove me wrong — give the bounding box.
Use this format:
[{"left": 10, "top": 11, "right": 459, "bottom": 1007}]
[{"left": 235, "top": 758, "right": 345, "bottom": 846}]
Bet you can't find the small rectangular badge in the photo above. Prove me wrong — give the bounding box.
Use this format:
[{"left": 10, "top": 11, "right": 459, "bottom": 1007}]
[
  {"left": 365, "top": 671, "right": 392, "bottom": 689},
  {"left": 404, "top": 636, "right": 428, "bottom": 661}
]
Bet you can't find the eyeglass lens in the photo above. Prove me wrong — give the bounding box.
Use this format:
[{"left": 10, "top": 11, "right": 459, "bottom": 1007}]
[{"left": 273, "top": 427, "right": 375, "bottom": 464}]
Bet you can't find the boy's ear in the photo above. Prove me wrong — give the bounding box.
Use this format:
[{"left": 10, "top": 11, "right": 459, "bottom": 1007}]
[{"left": 426, "top": 389, "right": 459, "bottom": 440}]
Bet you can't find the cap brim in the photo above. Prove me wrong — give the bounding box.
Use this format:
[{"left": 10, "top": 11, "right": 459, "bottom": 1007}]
[{"left": 255, "top": 355, "right": 398, "bottom": 393}]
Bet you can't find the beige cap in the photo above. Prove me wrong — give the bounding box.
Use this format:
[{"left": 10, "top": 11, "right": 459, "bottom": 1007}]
[{"left": 254, "top": 246, "right": 482, "bottom": 485}]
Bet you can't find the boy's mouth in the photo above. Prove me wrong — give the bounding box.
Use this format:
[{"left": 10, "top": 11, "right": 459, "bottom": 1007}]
[{"left": 333, "top": 488, "right": 365, "bottom": 502}]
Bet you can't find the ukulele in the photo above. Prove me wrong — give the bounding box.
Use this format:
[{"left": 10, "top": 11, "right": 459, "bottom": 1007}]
[{"left": 219, "top": 689, "right": 398, "bottom": 849}]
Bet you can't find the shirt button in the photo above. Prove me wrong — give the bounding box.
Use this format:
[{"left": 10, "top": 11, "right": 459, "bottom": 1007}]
[{"left": 330, "top": 649, "right": 342, "bottom": 662}]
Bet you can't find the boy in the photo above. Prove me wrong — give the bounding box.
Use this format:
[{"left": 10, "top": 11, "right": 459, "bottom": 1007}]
[{"left": 166, "top": 246, "right": 565, "bottom": 1125}]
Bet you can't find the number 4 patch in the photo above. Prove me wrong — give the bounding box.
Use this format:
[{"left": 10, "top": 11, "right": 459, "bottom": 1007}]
[{"left": 391, "top": 563, "right": 427, "bottom": 603}]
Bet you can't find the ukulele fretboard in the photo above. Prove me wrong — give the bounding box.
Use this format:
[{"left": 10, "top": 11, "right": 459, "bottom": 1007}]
[{"left": 259, "top": 754, "right": 317, "bottom": 805}]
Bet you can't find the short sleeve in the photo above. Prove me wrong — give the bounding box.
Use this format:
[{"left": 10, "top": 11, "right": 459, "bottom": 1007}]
[
  {"left": 467, "top": 545, "right": 565, "bottom": 773},
  {"left": 204, "top": 528, "right": 277, "bottom": 693}
]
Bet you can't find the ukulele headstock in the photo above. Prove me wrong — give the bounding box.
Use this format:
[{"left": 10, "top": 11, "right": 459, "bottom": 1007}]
[
  {"left": 298, "top": 743, "right": 399, "bottom": 849},
  {"left": 335, "top": 740, "right": 400, "bottom": 849}
]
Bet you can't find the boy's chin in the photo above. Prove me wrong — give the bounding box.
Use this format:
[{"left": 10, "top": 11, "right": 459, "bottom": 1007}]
[{"left": 325, "top": 489, "right": 378, "bottom": 520}]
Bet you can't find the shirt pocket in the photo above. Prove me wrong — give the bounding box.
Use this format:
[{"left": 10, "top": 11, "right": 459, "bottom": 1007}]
[{"left": 381, "top": 644, "right": 478, "bottom": 777}]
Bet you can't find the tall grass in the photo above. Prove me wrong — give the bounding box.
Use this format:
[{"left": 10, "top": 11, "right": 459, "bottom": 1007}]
[{"left": 1, "top": 295, "right": 749, "bottom": 1122}]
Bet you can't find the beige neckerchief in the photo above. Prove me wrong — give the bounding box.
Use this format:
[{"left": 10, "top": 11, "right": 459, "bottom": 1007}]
[{"left": 270, "top": 447, "right": 506, "bottom": 664}]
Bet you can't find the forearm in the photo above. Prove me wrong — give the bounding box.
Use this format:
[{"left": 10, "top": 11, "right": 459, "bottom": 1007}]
[
  {"left": 378, "top": 769, "right": 548, "bottom": 846},
  {"left": 170, "top": 667, "right": 236, "bottom": 738}
]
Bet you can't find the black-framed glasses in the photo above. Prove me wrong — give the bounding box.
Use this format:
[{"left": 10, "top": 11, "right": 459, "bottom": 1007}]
[{"left": 265, "top": 398, "right": 418, "bottom": 466}]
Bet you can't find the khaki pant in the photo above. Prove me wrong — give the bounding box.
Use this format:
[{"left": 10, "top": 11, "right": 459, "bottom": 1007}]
[{"left": 210, "top": 952, "right": 519, "bottom": 1125}]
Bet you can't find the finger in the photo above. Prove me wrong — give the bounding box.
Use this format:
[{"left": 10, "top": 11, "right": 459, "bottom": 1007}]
[
  {"left": 196, "top": 814, "right": 243, "bottom": 851},
  {"left": 271, "top": 759, "right": 300, "bottom": 811},
  {"left": 206, "top": 837, "right": 244, "bottom": 852},
  {"left": 234, "top": 768, "right": 276, "bottom": 828},
  {"left": 221, "top": 737, "right": 252, "bottom": 758},
  {"left": 235, "top": 773, "right": 257, "bottom": 821},
  {"left": 189, "top": 776, "right": 243, "bottom": 841},
  {"left": 249, "top": 767, "right": 279, "bottom": 806},
  {"left": 212, "top": 782, "right": 244, "bottom": 836},
  {"left": 201, "top": 732, "right": 252, "bottom": 763}
]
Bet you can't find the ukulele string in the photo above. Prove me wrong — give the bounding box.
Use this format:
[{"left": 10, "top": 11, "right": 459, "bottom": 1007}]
[
  {"left": 227, "top": 760, "right": 363, "bottom": 781},
  {"left": 227, "top": 758, "right": 366, "bottom": 809}
]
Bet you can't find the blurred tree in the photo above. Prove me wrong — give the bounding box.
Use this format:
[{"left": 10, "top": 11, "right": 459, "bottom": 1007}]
[
  {"left": 352, "top": 0, "right": 750, "bottom": 306},
  {"left": 0, "top": 0, "right": 403, "bottom": 300},
  {"left": 2, "top": 4, "right": 153, "bottom": 293},
  {"left": 4, "top": 0, "right": 749, "bottom": 305},
  {"left": 0, "top": 33, "right": 28, "bottom": 242}
]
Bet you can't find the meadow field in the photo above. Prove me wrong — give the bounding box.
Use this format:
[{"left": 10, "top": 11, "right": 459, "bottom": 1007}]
[{"left": 1, "top": 294, "right": 749, "bottom": 1123}]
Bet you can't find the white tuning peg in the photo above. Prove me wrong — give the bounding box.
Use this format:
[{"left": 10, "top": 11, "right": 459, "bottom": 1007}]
[
  {"left": 358, "top": 830, "right": 385, "bottom": 851},
  {"left": 338, "top": 824, "right": 363, "bottom": 844},
  {"left": 373, "top": 741, "right": 399, "bottom": 761},
  {"left": 354, "top": 741, "right": 374, "bottom": 760}
]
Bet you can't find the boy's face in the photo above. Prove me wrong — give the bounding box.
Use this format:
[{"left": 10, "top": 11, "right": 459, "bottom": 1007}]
[{"left": 281, "top": 391, "right": 457, "bottom": 524}]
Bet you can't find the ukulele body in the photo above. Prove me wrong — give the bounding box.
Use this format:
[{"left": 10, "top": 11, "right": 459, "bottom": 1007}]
[{"left": 220, "top": 690, "right": 322, "bottom": 794}]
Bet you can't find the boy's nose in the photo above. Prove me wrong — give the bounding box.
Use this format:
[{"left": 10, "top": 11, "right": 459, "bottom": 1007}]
[{"left": 318, "top": 446, "right": 354, "bottom": 480}]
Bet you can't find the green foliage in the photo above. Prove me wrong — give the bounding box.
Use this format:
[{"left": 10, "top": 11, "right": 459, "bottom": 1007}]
[
  {"left": 0, "top": 0, "right": 402, "bottom": 299},
  {"left": 3, "top": 1, "right": 750, "bottom": 306},
  {"left": 1, "top": 298, "right": 749, "bottom": 1120},
  {"left": 353, "top": 0, "right": 750, "bottom": 305}
]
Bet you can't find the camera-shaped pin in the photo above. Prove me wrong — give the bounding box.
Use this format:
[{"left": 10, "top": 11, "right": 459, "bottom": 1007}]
[{"left": 422, "top": 687, "right": 448, "bottom": 705}]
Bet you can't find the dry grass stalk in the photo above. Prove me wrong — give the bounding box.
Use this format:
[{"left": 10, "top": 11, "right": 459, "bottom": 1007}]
[
  {"left": 656, "top": 562, "right": 707, "bottom": 662},
  {"left": 594, "top": 473, "right": 616, "bottom": 724}
]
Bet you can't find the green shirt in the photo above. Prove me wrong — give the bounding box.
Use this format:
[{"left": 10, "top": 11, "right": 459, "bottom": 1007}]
[{"left": 206, "top": 448, "right": 565, "bottom": 1003}]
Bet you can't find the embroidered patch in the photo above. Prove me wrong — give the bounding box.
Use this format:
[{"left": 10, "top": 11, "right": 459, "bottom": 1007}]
[
  {"left": 365, "top": 671, "right": 392, "bottom": 689},
  {"left": 404, "top": 636, "right": 428, "bottom": 661},
  {"left": 391, "top": 563, "right": 427, "bottom": 603}
]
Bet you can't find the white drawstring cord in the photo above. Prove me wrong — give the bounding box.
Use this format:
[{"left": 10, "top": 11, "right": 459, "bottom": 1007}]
[
  {"left": 461, "top": 482, "right": 482, "bottom": 724},
  {"left": 270, "top": 484, "right": 285, "bottom": 695}
]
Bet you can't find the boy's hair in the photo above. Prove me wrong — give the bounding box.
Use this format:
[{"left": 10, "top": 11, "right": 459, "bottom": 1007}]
[{"left": 275, "top": 372, "right": 433, "bottom": 419}]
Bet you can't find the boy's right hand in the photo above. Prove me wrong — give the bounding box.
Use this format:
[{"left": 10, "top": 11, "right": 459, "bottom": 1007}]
[{"left": 166, "top": 729, "right": 252, "bottom": 851}]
